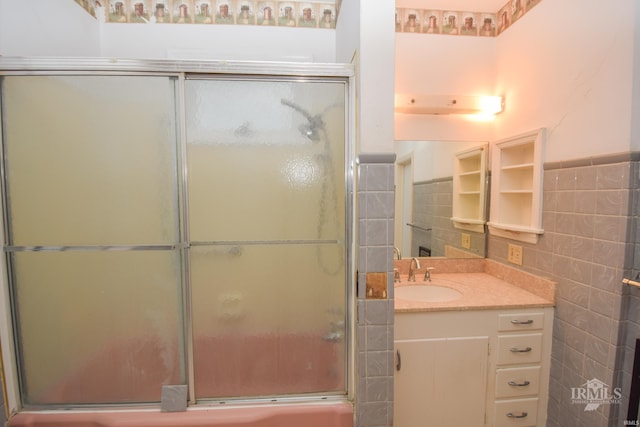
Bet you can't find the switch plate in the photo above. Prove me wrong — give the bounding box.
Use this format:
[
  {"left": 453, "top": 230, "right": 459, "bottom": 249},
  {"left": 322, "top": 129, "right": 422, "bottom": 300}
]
[
  {"left": 461, "top": 233, "right": 471, "bottom": 249},
  {"left": 508, "top": 244, "right": 523, "bottom": 265}
]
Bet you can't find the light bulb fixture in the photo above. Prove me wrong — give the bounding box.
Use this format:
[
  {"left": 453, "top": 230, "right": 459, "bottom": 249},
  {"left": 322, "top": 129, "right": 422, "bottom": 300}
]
[{"left": 394, "top": 94, "right": 504, "bottom": 116}]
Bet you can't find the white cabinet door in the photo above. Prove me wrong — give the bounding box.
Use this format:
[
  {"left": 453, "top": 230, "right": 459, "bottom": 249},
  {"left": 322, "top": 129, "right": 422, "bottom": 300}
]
[{"left": 394, "top": 336, "right": 489, "bottom": 427}]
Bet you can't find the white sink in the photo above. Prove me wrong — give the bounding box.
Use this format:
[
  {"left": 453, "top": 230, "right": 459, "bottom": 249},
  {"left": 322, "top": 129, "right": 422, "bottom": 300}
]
[{"left": 395, "top": 285, "right": 462, "bottom": 302}]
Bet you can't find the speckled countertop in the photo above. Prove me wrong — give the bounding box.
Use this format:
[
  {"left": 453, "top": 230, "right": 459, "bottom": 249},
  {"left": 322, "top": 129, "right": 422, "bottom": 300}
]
[{"left": 393, "top": 259, "right": 556, "bottom": 313}]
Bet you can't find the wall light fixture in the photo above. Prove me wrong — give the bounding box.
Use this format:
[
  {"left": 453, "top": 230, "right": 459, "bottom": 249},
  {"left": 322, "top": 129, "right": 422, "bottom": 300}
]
[{"left": 394, "top": 94, "right": 504, "bottom": 116}]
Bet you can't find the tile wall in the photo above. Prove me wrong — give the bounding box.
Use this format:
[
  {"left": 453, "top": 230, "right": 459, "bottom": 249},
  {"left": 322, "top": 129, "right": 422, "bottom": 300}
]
[
  {"left": 356, "top": 154, "right": 396, "bottom": 427},
  {"left": 488, "top": 154, "right": 636, "bottom": 427},
  {"left": 411, "top": 180, "right": 434, "bottom": 256},
  {"left": 412, "top": 178, "right": 485, "bottom": 258}
]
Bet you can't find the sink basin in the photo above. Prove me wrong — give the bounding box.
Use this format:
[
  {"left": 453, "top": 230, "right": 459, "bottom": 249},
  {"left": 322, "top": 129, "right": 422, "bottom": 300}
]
[{"left": 395, "top": 285, "right": 462, "bottom": 302}]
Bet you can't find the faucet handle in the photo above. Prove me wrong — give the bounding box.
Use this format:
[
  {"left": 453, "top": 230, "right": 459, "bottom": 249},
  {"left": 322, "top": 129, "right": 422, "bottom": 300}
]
[{"left": 424, "top": 267, "right": 435, "bottom": 282}]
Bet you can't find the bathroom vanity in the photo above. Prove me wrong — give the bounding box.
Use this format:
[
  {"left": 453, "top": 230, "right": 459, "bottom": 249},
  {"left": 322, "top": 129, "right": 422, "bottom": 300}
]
[{"left": 393, "top": 260, "right": 555, "bottom": 427}]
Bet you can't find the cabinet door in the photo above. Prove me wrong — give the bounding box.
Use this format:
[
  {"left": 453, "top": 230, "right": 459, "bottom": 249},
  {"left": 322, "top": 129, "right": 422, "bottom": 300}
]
[{"left": 394, "top": 336, "right": 489, "bottom": 427}]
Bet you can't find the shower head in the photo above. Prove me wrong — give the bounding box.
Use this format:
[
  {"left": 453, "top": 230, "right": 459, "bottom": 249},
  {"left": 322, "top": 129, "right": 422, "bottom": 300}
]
[
  {"left": 281, "top": 99, "right": 324, "bottom": 142},
  {"left": 298, "top": 123, "right": 321, "bottom": 142}
]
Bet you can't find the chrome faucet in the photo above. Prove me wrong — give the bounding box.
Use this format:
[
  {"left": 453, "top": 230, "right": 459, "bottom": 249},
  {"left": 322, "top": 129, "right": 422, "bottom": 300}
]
[
  {"left": 408, "top": 257, "right": 421, "bottom": 282},
  {"left": 424, "top": 267, "right": 435, "bottom": 282},
  {"left": 393, "top": 247, "right": 402, "bottom": 260}
]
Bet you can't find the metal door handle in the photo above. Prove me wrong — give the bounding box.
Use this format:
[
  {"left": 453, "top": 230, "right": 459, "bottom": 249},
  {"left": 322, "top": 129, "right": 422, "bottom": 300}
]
[
  {"left": 510, "top": 346, "right": 532, "bottom": 353},
  {"left": 510, "top": 319, "right": 534, "bottom": 325},
  {"left": 508, "top": 380, "right": 531, "bottom": 387},
  {"left": 506, "top": 412, "right": 528, "bottom": 419},
  {"left": 396, "top": 350, "right": 401, "bottom": 371}
]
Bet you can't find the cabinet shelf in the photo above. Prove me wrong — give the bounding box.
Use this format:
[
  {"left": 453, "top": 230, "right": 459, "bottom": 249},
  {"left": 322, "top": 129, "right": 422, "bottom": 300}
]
[
  {"left": 501, "top": 163, "right": 534, "bottom": 171},
  {"left": 452, "top": 145, "right": 487, "bottom": 233},
  {"left": 500, "top": 189, "right": 533, "bottom": 194},
  {"left": 489, "top": 129, "right": 545, "bottom": 244},
  {"left": 488, "top": 221, "right": 544, "bottom": 235},
  {"left": 451, "top": 217, "right": 485, "bottom": 225}
]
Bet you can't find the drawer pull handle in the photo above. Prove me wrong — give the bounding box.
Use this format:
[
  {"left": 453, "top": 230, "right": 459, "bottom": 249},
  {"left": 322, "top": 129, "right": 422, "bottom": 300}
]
[
  {"left": 506, "top": 412, "right": 528, "bottom": 419},
  {"left": 510, "top": 346, "right": 532, "bottom": 353},
  {"left": 510, "top": 319, "right": 534, "bottom": 325},
  {"left": 508, "top": 380, "right": 531, "bottom": 387}
]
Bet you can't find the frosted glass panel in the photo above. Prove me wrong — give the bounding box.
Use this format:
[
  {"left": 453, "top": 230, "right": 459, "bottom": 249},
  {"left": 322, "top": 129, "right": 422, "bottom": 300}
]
[
  {"left": 1, "top": 73, "right": 349, "bottom": 406},
  {"left": 185, "top": 79, "right": 346, "bottom": 242},
  {"left": 185, "top": 78, "right": 347, "bottom": 399},
  {"left": 190, "top": 244, "right": 346, "bottom": 399},
  {"left": 2, "top": 76, "right": 179, "bottom": 246},
  {"left": 13, "top": 250, "right": 185, "bottom": 405}
]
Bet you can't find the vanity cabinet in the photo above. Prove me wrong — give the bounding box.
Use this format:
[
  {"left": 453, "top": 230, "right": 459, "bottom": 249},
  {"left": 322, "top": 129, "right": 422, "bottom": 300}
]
[
  {"left": 451, "top": 146, "right": 487, "bottom": 233},
  {"left": 394, "top": 336, "right": 489, "bottom": 427},
  {"left": 490, "top": 312, "right": 549, "bottom": 427},
  {"left": 394, "top": 307, "right": 553, "bottom": 427},
  {"left": 488, "top": 129, "right": 545, "bottom": 244}
]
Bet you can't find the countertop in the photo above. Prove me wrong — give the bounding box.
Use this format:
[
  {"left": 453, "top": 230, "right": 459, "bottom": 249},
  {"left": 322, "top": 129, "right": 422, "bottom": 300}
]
[{"left": 394, "top": 271, "right": 555, "bottom": 313}]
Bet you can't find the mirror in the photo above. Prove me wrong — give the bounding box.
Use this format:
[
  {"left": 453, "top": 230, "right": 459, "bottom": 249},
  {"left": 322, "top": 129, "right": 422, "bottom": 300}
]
[{"left": 394, "top": 140, "right": 489, "bottom": 259}]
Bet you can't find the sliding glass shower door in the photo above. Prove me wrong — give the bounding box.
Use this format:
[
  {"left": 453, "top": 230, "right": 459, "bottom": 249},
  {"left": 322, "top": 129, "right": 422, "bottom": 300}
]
[
  {"left": 1, "top": 75, "right": 185, "bottom": 405},
  {"left": 185, "top": 78, "right": 347, "bottom": 399},
  {"left": 0, "top": 71, "right": 348, "bottom": 407}
]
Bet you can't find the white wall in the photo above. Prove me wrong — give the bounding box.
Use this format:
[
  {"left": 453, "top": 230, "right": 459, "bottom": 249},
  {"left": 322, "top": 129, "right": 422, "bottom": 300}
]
[
  {"left": 335, "top": 0, "right": 359, "bottom": 64},
  {"left": 334, "top": 0, "right": 395, "bottom": 154},
  {"left": 358, "top": 2, "right": 396, "bottom": 153},
  {"left": 396, "top": 140, "right": 486, "bottom": 182},
  {"left": 0, "top": 0, "right": 100, "bottom": 56},
  {"left": 100, "top": 23, "right": 335, "bottom": 62},
  {"left": 633, "top": 3, "right": 640, "bottom": 151},
  {"left": 394, "top": 34, "right": 497, "bottom": 142},
  {"left": 394, "top": 0, "right": 639, "bottom": 163},
  {"left": 495, "top": 0, "right": 637, "bottom": 162},
  {"left": 0, "top": 0, "right": 335, "bottom": 63}
]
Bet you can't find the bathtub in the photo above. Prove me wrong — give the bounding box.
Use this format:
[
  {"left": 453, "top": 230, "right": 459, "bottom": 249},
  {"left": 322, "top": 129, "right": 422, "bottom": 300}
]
[
  {"left": 35, "top": 333, "right": 344, "bottom": 404},
  {"left": 8, "top": 402, "right": 354, "bottom": 427}
]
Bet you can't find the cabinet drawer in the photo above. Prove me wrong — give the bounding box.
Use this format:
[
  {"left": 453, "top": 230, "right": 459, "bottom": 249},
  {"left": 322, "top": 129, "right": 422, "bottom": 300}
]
[
  {"left": 494, "top": 398, "right": 538, "bottom": 427},
  {"left": 495, "top": 366, "right": 541, "bottom": 398},
  {"left": 497, "top": 334, "right": 542, "bottom": 365},
  {"left": 498, "top": 313, "right": 544, "bottom": 332}
]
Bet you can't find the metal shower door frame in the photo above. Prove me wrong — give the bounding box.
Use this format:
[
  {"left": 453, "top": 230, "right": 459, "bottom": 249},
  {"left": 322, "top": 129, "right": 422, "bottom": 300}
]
[{"left": 0, "top": 57, "right": 356, "bottom": 415}]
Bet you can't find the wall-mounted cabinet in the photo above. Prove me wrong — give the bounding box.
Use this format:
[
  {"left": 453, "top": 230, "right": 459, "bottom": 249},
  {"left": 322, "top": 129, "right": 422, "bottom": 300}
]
[
  {"left": 451, "top": 145, "right": 487, "bottom": 233},
  {"left": 488, "top": 129, "right": 545, "bottom": 244}
]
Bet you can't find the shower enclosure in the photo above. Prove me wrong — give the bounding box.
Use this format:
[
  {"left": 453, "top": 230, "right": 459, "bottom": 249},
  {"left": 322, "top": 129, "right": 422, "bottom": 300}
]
[{"left": 0, "top": 59, "right": 354, "bottom": 411}]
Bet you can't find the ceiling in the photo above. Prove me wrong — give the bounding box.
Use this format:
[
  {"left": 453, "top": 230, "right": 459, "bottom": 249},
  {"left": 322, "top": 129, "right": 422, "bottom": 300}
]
[{"left": 396, "top": 0, "right": 512, "bottom": 13}]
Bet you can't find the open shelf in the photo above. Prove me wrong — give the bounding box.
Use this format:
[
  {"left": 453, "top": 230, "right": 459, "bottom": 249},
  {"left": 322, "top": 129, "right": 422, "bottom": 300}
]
[
  {"left": 452, "top": 145, "right": 487, "bottom": 233},
  {"left": 488, "top": 129, "right": 545, "bottom": 244}
]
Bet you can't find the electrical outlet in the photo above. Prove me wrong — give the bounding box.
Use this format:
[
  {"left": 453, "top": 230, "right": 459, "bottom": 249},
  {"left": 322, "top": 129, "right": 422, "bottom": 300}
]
[
  {"left": 461, "top": 233, "right": 471, "bottom": 249},
  {"left": 508, "top": 244, "right": 523, "bottom": 265}
]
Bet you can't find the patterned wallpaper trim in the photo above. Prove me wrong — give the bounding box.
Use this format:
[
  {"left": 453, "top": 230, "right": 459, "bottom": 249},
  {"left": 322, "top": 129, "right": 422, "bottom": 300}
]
[
  {"left": 74, "top": 0, "right": 339, "bottom": 29},
  {"left": 74, "top": 0, "right": 542, "bottom": 34},
  {"left": 396, "top": 0, "right": 543, "bottom": 37}
]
